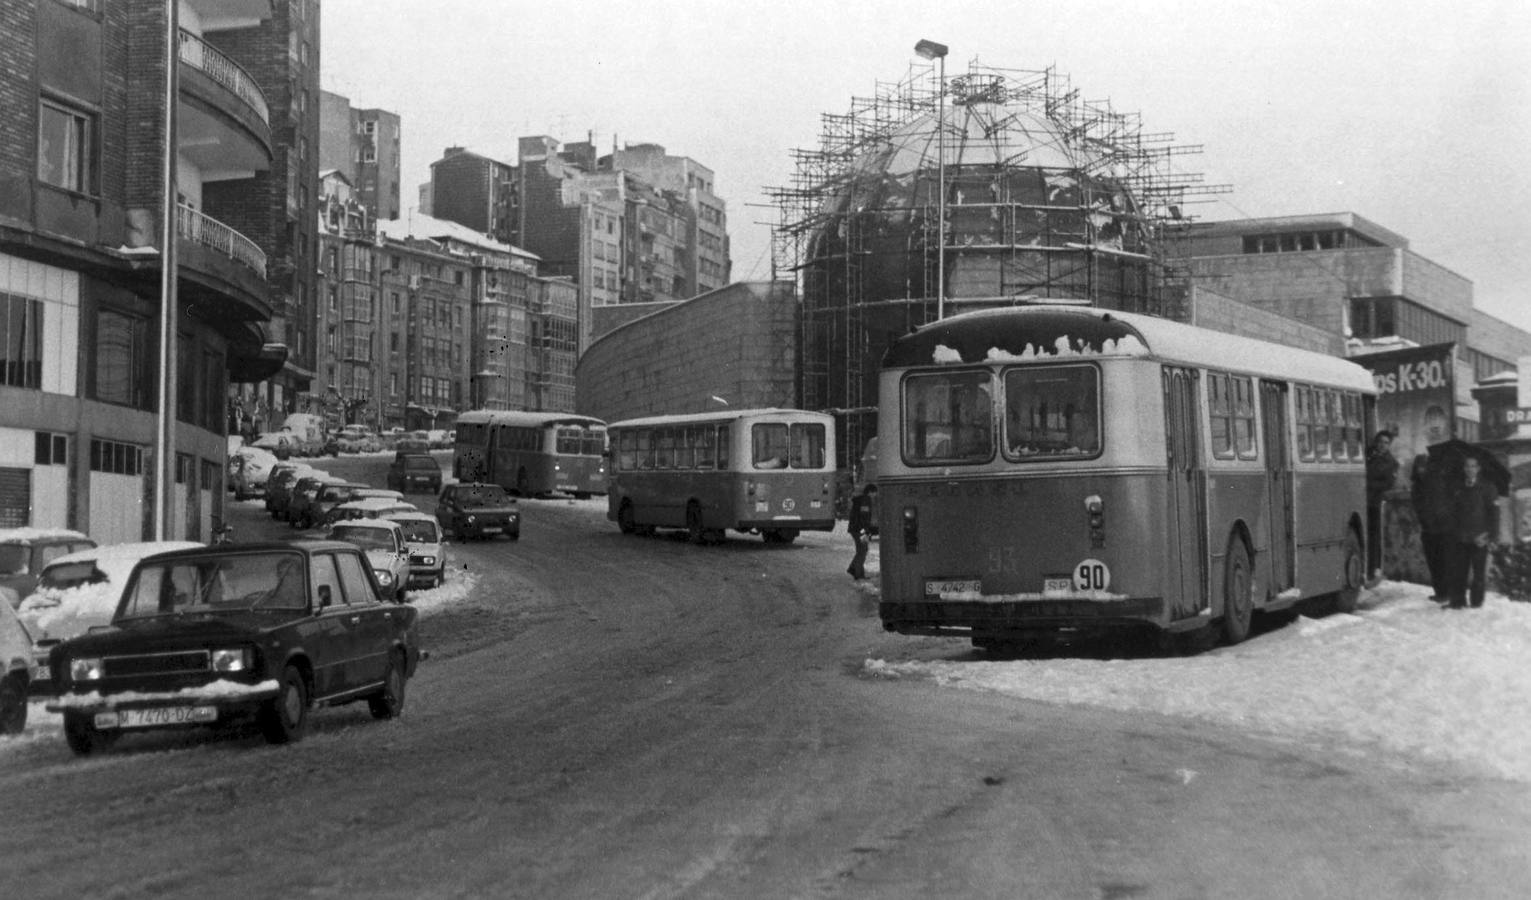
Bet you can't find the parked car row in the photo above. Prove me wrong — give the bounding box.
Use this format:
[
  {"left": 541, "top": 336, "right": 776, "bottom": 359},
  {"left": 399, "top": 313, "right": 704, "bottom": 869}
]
[{"left": 0, "top": 464, "right": 520, "bottom": 751}]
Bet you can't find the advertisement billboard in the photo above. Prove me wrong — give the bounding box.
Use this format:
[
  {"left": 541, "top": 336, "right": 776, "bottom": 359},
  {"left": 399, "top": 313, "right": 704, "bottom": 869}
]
[{"left": 1355, "top": 342, "right": 1456, "bottom": 464}]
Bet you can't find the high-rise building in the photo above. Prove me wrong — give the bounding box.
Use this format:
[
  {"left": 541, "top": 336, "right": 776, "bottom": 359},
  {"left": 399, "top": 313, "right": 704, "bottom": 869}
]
[
  {"left": 0, "top": 0, "right": 311, "bottom": 540},
  {"left": 318, "top": 90, "right": 401, "bottom": 220},
  {"left": 429, "top": 137, "right": 733, "bottom": 356}
]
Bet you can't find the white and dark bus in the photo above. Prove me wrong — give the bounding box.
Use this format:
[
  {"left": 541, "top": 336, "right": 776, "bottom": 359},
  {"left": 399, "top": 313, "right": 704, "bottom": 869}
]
[
  {"left": 452, "top": 410, "right": 608, "bottom": 498},
  {"left": 607, "top": 408, "right": 838, "bottom": 544},
  {"left": 876, "top": 305, "right": 1376, "bottom": 650}
]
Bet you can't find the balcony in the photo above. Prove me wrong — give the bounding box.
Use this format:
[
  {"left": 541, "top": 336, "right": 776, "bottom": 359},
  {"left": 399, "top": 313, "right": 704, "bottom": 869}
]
[
  {"left": 179, "top": 203, "right": 266, "bottom": 279},
  {"left": 179, "top": 31, "right": 269, "bottom": 124},
  {"left": 178, "top": 30, "right": 273, "bottom": 175}
]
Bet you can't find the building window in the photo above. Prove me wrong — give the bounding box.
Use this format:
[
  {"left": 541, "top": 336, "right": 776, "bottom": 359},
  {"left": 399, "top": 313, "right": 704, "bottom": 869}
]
[
  {"left": 90, "top": 439, "right": 144, "bottom": 476},
  {"left": 1, "top": 293, "right": 44, "bottom": 389},
  {"left": 38, "top": 99, "right": 95, "bottom": 194},
  {"left": 35, "top": 432, "right": 68, "bottom": 466},
  {"left": 95, "top": 309, "right": 149, "bottom": 407}
]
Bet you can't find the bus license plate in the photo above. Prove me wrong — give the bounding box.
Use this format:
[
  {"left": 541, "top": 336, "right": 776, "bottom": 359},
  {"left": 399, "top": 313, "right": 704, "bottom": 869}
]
[
  {"left": 1043, "top": 577, "right": 1073, "bottom": 596},
  {"left": 107, "top": 706, "right": 219, "bottom": 729},
  {"left": 925, "top": 579, "right": 981, "bottom": 597}
]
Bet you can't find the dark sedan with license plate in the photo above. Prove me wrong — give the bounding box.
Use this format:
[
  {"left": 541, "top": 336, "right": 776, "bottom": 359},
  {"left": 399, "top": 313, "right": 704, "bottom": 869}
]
[
  {"left": 435, "top": 482, "right": 521, "bottom": 540},
  {"left": 46, "top": 541, "right": 421, "bottom": 755}
]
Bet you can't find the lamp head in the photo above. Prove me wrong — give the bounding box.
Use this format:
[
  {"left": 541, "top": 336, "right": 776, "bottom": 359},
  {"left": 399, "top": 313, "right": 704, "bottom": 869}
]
[{"left": 914, "top": 39, "right": 949, "bottom": 60}]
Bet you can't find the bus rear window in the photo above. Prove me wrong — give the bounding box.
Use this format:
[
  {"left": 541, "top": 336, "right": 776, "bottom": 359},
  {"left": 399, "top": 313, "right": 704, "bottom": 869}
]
[
  {"left": 902, "top": 370, "right": 993, "bottom": 464},
  {"left": 1002, "top": 365, "right": 1100, "bottom": 459},
  {"left": 751, "top": 422, "right": 827, "bottom": 469}
]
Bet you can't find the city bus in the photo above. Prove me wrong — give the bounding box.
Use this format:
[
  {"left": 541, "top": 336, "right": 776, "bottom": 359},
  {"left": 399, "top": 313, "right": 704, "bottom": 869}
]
[
  {"left": 452, "top": 410, "right": 608, "bottom": 498},
  {"left": 607, "top": 408, "right": 838, "bottom": 544},
  {"left": 876, "top": 305, "right": 1376, "bottom": 650}
]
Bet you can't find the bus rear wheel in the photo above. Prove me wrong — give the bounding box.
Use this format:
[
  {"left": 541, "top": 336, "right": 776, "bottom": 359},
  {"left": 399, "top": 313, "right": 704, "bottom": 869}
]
[
  {"left": 516, "top": 468, "right": 531, "bottom": 497},
  {"left": 617, "top": 501, "right": 637, "bottom": 535},
  {"left": 1334, "top": 529, "right": 1364, "bottom": 614},
  {"left": 1221, "top": 536, "right": 1254, "bottom": 645}
]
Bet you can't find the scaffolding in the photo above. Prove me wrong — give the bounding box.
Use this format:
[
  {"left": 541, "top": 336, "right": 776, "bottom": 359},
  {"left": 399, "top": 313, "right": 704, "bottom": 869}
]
[{"left": 767, "top": 61, "right": 1230, "bottom": 471}]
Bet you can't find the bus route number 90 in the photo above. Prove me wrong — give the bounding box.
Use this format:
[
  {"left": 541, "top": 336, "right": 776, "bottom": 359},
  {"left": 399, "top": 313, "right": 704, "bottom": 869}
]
[{"left": 1072, "top": 559, "right": 1111, "bottom": 593}]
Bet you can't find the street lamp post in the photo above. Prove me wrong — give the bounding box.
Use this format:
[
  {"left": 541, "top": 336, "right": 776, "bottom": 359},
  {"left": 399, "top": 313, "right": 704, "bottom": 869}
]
[{"left": 915, "top": 38, "right": 949, "bottom": 320}]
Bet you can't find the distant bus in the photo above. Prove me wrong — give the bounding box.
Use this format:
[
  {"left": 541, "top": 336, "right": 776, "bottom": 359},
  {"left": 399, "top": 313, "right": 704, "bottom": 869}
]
[
  {"left": 607, "top": 408, "right": 838, "bottom": 544},
  {"left": 452, "top": 410, "right": 608, "bottom": 498},
  {"left": 876, "top": 305, "right": 1376, "bottom": 651}
]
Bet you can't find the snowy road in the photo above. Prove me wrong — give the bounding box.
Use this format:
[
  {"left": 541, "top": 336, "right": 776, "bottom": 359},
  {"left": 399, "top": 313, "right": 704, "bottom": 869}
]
[{"left": 1, "top": 455, "right": 1527, "bottom": 897}]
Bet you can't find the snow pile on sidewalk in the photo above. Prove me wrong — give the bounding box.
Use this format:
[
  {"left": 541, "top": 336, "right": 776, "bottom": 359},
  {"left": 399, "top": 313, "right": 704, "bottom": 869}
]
[{"left": 866, "top": 582, "right": 1531, "bottom": 782}]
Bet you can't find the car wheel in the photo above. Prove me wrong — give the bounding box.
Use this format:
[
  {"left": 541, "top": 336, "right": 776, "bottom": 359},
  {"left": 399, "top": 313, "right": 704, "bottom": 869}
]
[
  {"left": 396, "top": 586, "right": 408, "bottom": 604},
  {"left": 259, "top": 664, "right": 310, "bottom": 744},
  {"left": 0, "top": 673, "right": 27, "bottom": 735},
  {"left": 368, "top": 650, "right": 408, "bottom": 720},
  {"left": 508, "top": 529, "right": 520, "bottom": 542},
  {"left": 63, "top": 710, "right": 116, "bottom": 755}
]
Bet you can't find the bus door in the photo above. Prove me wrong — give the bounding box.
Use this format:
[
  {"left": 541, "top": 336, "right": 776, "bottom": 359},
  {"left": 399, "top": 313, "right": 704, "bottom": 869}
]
[
  {"left": 1260, "top": 380, "right": 1294, "bottom": 592},
  {"left": 1163, "top": 366, "right": 1207, "bottom": 621}
]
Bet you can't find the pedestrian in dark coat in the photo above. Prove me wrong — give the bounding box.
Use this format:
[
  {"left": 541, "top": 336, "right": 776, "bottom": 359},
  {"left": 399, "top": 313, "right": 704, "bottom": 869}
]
[
  {"left": 1444, "top": 456, "right": 1499, "bottom": 609},
  {"left": 1410, "top": 454, "right": 1452, "bottom": 601},
  {"left": 1365, "top": 431, "right": 1400, "bottom": 579},
  {"left": 846, "top": 485, "right": 874, "bottom": 581}
]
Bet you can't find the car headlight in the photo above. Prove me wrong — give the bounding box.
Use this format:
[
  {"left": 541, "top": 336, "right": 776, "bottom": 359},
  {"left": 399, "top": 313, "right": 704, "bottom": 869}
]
[
  {"left": 211, "top": 647, "right": 253, "bottom": 673},
  {"left": 374, "top": 570, "right": 394, "bottom": 586},
  {"left": 70, "top": 657, "right": 105, "bottom": 681},
  {"left": 419, "top": 556, "right": 436, "bottom": 566}
]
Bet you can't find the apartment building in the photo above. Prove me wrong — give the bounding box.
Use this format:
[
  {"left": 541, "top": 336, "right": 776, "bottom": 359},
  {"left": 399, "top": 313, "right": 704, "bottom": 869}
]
[
  {"left": 0, "top": 0, "right": 309, "bottom": 540},
  {"left": 318, "top": 89, "right": 401, "bottom": 221}
]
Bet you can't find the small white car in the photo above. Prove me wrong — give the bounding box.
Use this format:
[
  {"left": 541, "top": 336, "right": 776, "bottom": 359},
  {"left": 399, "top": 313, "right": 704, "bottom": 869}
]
[
  {"left": 18, "top": 541, "right": 206, "bottom": 643},
  {"left": 387, "top": 511, "right": 448, "bottom": 589},
  {"left": 327, "top": 519, "right": 412, "bottom": 602}
]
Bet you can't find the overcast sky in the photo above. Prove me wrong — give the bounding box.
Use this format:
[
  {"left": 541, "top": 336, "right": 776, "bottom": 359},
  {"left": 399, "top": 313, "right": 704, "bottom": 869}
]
[{"left": 320, "top": 0, "right": 1531, "bottom": 333}]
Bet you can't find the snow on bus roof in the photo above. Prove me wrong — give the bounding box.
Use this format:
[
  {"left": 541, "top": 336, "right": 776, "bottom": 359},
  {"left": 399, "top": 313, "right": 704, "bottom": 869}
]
[
  {"left": 894, "top": 306, "right": 1376, "bottom": 393},
  {"left": 608, "top": 408, "right": 830, "bottom": 429},
  {"left": 454, "top": 410, "right": 606, "bottom": 427}
]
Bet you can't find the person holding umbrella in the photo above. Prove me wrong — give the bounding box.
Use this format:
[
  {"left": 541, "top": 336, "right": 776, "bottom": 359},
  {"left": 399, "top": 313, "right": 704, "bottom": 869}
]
[
  {"left": 1410, "top": 453, "right": 1452, "bottom": 602},
  {"left": 1445, "top": 455, "right": 1500, "bottom": 609}
]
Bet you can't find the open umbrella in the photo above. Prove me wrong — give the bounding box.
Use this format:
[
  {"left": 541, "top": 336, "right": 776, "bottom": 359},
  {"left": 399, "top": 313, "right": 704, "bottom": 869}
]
[{"left": 1426, "top": 439, "right": 1511, "bottom": 495}]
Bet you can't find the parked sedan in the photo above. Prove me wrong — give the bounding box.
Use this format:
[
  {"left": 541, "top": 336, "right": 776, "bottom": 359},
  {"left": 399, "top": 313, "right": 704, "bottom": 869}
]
[
  {"left": 46, "top": 541, "right": 420, "bottom": 754},
  {"left": 387, "top": 511, "right": 448, "bottom": 589},
  {"left": 327, "top": 520, "right": 412, "bottom": 602},
  {"left": 1, "top": 528, "right": 97, "bottom": 608}
]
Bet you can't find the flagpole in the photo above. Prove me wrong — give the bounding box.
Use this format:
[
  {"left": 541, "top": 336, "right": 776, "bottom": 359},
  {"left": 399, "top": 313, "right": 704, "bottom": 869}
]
[{"left": 153, "top": 0, "right": 179, "bottom": 539}]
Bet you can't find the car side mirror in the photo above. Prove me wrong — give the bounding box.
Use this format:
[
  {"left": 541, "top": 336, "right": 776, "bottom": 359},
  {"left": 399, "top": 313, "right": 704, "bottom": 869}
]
[{"left": 317, "top": 584, "right": 332, "bottom": 611}]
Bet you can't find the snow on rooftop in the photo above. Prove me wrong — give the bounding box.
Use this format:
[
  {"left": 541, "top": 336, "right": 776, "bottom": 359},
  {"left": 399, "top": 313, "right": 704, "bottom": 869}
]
[{"left": 377, "top": 213, "right": 539, "bottom": 261}]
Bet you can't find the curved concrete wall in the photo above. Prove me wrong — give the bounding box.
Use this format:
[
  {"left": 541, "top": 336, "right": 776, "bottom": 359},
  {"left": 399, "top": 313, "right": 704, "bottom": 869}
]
[{"left": 576, "top": 281, "right": 798, "bottom": 423}]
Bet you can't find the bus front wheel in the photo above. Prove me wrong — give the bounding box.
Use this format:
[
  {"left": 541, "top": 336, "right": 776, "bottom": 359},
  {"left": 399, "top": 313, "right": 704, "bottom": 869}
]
[
  {"left": 1334, "top": 529, "right": 1364, "bottom": 614},
  {"left": 617, "top": 501, "right": 637, "bottom": 535},
  {"left": 516, "top": 468, "right": 531, "bottom": 497},
  {"left": 763, "top": 528, "right": 799, "bottom": 545},
  {"left": 1221, "top": 536, "right": 1254, "bottom": 645}
]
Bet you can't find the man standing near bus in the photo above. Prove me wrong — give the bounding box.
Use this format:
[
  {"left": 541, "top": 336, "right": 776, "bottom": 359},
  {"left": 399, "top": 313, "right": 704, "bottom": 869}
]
[
  {"left": 1365, "top": 430, "right": 1399, "bottom": 582},
  {"left": 847, "top": 485, "right": 875, "bottom": 581},
  {"left": 1445, "top": 456, "right": 1498, "bottom": 609}
]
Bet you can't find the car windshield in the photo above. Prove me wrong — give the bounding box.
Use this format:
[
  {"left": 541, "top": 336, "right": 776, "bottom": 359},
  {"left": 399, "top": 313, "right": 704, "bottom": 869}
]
[
  {"left": 331, "top": 526, "right": 396, "bottom": 552},
  {"left": 320, "top": 486, "right": 359, "bottom": 502},
  {"left": 405, "top": 459, "right": 437, "bottom": 471},
  {"left": 453, "top": 485, "right": 510, "bottom": 507},
  {"left": 0, "top": 546, "right": 26, "bottom": 574},
  {"left": 394, "top": 520, "right": 439, "bottom": 543},
  {"left": 117, "top": 552, "right": 309, "bottom": 618}
]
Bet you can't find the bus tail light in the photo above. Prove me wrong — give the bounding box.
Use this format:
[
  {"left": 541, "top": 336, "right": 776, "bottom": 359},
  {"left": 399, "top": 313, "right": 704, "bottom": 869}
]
[
  {"left": 1085, "top": 494, "right": 1105, "bottom": 548},
  {"left": 902, "top": 505, "right": 919, "bottom": 553}
]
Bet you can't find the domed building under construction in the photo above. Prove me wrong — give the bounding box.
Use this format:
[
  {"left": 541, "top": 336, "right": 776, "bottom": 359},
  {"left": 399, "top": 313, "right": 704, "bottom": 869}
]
[{"left": 770, "top": 62, "right": 1221, "bottom": 463}]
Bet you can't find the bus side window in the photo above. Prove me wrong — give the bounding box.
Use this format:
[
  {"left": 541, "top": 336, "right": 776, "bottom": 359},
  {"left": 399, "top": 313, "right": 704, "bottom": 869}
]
[
  {"left": 716, "top": 426, "right": 729, "bottom": 468},
  {"left": 636, "top": 430, "right": 654, "bottom": 470},
  {"left": 676, "top": 427, "right": 696, "bottom": 469},
  {"left": 696, "top": 426, "right": 715, "bottom": 469}
]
